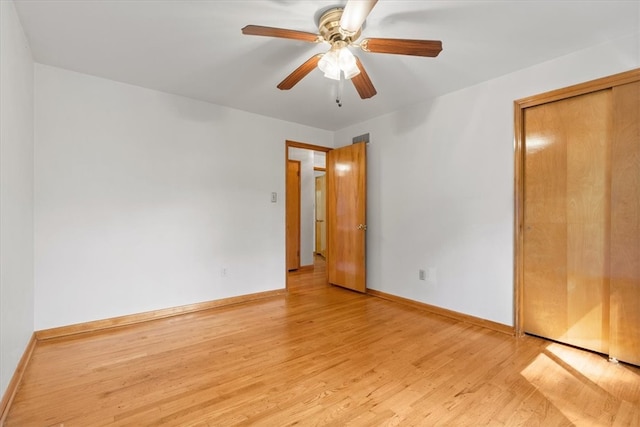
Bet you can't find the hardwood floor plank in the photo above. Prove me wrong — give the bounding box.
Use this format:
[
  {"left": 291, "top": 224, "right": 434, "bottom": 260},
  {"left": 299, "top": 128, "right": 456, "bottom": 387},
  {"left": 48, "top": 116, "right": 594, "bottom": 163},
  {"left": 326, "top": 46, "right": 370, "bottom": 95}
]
[{"left": 6, "top": 257, "right": 640, "bottom": 425}]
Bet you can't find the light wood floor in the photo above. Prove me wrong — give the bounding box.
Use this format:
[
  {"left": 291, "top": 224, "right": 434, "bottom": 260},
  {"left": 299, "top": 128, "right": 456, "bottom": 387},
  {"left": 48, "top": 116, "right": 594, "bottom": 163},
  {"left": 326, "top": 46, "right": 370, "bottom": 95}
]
[{"left": 6, "top": 258, "right": 640, "bottom": 426}]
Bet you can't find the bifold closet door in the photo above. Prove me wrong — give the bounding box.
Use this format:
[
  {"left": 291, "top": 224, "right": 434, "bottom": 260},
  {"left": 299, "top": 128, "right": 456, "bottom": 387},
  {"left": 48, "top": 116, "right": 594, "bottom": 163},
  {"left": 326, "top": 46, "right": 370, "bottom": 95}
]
[
  {"left": 523, "top": 89, "right": 612, "bottom": 355},
  {"left": 609, "top": 81, "right": 640, "bottom": 365}
]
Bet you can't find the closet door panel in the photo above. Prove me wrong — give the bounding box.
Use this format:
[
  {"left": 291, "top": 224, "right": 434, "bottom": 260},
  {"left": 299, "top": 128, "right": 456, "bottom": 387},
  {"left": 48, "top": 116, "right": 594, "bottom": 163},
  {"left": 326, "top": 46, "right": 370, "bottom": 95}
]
[
  {"left": 564, "top": 91, "right": 611, "bottom": 354},
  {"left": 523, "top": 90, "right": 612, "bottom": 354},
  {"left": 523, "top": 103, "right": 568, "bottom": 340},
  {"left": 610, "top": 81, "right": 640, "bottom": 365}
]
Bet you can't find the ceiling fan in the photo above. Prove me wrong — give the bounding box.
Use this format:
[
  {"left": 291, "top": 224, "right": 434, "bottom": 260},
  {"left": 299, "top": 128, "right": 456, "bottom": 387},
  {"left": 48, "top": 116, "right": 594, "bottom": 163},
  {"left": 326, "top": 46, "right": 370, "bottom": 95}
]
[{"left": 241, "top": 0, "right": 442, "bottom": 103}]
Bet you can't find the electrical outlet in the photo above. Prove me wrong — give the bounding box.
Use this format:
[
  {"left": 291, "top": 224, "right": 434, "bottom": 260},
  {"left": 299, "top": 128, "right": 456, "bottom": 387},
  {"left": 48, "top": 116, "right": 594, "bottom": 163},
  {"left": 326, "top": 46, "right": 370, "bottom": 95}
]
[
  {"left": 420, "top": 267, "right": 437, "bottom": 284},
  {"left": 221, "top": 268, "right": 227, "bottom": 278},
  {"left": 271, "top": 192, "right": 277, "bottom": 203}
]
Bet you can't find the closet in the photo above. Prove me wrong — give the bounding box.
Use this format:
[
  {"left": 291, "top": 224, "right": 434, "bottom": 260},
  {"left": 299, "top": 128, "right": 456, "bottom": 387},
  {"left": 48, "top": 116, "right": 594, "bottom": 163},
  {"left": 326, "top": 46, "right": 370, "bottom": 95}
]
[{"left": 515, "top": 69, "right": 640, "bottom": 366}]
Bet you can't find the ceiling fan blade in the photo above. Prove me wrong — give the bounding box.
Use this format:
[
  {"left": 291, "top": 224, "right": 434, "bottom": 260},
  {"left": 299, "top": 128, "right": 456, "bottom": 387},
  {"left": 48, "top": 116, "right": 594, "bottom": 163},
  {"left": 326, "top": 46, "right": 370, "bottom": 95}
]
[
  {"left": 241, "top": 25, "right": 321, "bottom": 43},
  {"left": 277, "top": 55, "right": 322, "bottom": 90},
  {"left": 340, "top": 0, "right": 378, "bottom": 35},
  {"left": 361, "top": 38, "right": 442, "bottom": 57},
  {"left": 351, "top": 57, "right": 377, "bottom": 99}
]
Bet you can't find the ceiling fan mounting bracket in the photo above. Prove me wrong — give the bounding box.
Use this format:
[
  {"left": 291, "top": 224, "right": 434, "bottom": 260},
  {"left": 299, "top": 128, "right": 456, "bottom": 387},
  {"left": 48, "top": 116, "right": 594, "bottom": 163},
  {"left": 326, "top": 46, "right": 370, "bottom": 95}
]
[{"left": 318, "top": 7, "right": 361, "bottom": 46}]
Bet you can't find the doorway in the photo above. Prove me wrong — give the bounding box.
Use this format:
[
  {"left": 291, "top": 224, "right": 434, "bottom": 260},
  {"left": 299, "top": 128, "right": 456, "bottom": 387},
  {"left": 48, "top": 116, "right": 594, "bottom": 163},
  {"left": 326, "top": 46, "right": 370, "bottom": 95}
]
[
  {"left": 285, "top": 140, "right": 368, "bottom": 293},
  {"left": 286, "top": 141, "right": 331, "bottom": 284}
]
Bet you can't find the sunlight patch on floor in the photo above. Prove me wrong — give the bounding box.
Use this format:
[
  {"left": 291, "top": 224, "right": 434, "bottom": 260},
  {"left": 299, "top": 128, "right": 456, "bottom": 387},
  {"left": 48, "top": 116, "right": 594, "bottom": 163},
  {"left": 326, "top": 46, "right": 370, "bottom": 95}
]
[
  {"left": 545, "top": 342, "right": 640, "bottom": 402},
  {"left": 521, "top": 350, "right": 610, "bottom": 425}
]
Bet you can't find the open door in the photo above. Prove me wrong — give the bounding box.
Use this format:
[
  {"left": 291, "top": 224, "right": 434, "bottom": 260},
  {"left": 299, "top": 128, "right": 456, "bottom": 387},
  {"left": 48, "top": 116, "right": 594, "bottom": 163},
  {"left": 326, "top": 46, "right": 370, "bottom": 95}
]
[
  {"left": 327, "top": 142, "right": 367, "bottom": 292},
  {"left": 286, "top": 160, "right": 301, "bottom": 271}
]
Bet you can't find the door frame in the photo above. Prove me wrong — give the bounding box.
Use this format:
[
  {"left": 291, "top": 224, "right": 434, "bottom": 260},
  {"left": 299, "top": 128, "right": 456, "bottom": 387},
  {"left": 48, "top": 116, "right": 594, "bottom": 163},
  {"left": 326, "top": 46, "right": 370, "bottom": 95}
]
[
  {"left": 513, "top": 68, "right": 640, "bottom": 337},
  {"left": 285, "top": 140, "right": 332, "bottom": 290}
]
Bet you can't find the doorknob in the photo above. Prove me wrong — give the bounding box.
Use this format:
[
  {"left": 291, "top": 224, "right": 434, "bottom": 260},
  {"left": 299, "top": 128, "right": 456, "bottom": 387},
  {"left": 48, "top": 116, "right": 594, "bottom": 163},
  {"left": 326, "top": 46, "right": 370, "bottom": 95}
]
[{"left": 358, "top": 224, "right": 367, "bottom": 230}]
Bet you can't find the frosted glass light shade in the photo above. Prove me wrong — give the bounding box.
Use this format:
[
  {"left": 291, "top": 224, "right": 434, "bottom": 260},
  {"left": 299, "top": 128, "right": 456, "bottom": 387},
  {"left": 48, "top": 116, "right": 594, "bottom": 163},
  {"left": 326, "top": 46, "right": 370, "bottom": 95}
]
[
  {"left": 318, "top": 48, "right": 360, "bottom": 81},
  {"left": 318, "top": 50, "right": 341, "bottom": 80},
  {"left": 338, "top": 48, "right": 360, "bottom": 79}
]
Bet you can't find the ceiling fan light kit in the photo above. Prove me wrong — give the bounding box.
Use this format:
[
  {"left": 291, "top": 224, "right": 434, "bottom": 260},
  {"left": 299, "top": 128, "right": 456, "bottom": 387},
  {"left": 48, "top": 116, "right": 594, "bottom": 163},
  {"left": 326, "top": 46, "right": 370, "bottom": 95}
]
[
  {"left": 317, "top": 42, "right": 360, "bottom": 80},
  {"left": 241, "top": 0, "right": 442, "bottom": 101}
]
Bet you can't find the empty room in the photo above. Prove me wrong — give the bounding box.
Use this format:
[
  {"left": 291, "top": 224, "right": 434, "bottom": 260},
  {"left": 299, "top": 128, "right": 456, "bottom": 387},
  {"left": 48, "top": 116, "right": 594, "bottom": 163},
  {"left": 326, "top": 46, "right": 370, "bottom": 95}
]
[{"left": 1, "top": 0, "right": 639, "bottom": 425}]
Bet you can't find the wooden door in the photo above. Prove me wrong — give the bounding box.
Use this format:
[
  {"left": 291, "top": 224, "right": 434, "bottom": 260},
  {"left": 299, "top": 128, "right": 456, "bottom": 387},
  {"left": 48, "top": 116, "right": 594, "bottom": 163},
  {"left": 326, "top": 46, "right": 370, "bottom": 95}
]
[
  {"left": 523, "top": 90, "right": 612, "bottom": 354},
  {"left": 609, "top": 81, "right": 640, "bottom": 365},
  {"left": 315, "top": 175, "right": 326, "bottom": 257},
  {"left": 327, "top": 142, "right": 366, "bottom": 293},
  {"left": 286, "top": 160, "right": 301, "bottom": 271}
]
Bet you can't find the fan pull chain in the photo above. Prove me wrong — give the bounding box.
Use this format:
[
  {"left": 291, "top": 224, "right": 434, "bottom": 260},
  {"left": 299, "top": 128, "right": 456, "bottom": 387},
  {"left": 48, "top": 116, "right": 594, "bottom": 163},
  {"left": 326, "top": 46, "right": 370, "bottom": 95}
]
[{"left": 336, "top": 72, "right": 344, "bottom": 107}]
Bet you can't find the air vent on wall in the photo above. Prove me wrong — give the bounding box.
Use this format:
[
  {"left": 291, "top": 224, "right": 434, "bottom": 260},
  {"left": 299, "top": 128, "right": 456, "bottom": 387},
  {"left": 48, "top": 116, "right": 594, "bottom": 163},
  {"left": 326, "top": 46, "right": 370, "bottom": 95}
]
[{"left": 352, "top": 133, "right": 370, "bottom": 144}]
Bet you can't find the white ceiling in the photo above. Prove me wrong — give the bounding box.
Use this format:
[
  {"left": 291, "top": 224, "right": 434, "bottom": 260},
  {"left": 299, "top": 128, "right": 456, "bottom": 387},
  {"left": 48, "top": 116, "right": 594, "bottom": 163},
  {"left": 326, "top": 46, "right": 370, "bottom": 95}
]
[{"left": 13, "top": 0, "right": 640, "bottom": 131}]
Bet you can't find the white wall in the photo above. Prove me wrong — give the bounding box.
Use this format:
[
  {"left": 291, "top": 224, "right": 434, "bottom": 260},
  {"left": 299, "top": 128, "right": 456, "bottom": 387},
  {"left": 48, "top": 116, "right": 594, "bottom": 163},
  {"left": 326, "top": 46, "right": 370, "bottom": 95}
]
[
  {"left": 313, "top": 152, "right": 326, "bottom": 170},
  {"left": 335, "top": 33, "right": 640, "bottom": 326},
  {"left": 0, "top": 0, "right": 35, "bottom": 396},
  {"left": 34, "top": 65, "right": 333, "bottom": 330}
]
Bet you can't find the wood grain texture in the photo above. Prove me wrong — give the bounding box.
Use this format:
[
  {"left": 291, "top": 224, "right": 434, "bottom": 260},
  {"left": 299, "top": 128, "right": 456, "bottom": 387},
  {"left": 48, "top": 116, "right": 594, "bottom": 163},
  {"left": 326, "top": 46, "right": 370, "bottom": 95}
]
[
  {"left": 361, "top": 38, "right": 442, "bottom": 57},
  {"left": 241, "top": 25, "right": 320, "bottom": 43},
  {"left": 5, "top": 260, "right": 640, "bottom": 426},
  {"left": 514, "top": 100, "right": 526, "bottom": 336},
  {"left": 523, "top": 100, "right": 569, "bottom": 342},
  {"left": 277, "top": 55, "right": 321, "bottom": 90},
  {"left": 514, "top": 67, "right": 640, "bottom": 338},
  {"left": 609, "top": 81, "right": 640, "bottom": 366},
  {"left": 351, "top": 57, "right": 377, "bottom": 99},
  {"left": 286, "top": 160, "right": 301, "bottom": 271},
  {"left": 366, "top": 289, "right": 514, "bottom": 335},
  {"left": 327, "top": 142, "right": 366, "bottom": 293},
  {"left": 523, "top": 90, "right": 612, "bottom": 354},
  {"left": 286, "top": 140, "right": 331, "bottom": 153},
  {"left": 516, "top": 68, "right": 640, "bottom": 109},
  {"left": 35, "top": 289, "right": 285, "bottom": 341},
  {"left": 564, "top": 90, "right": 612, "bottom": 354}
]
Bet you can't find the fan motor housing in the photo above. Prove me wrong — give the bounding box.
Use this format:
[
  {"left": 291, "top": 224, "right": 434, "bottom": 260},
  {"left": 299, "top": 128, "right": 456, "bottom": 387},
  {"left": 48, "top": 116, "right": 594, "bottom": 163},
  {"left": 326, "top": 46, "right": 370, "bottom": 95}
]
[{"left": 318, "top": 7, "right": 361, "bottom": 44}]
